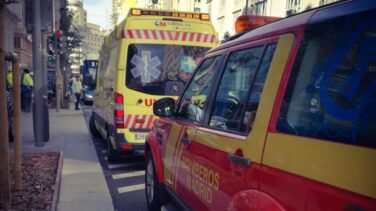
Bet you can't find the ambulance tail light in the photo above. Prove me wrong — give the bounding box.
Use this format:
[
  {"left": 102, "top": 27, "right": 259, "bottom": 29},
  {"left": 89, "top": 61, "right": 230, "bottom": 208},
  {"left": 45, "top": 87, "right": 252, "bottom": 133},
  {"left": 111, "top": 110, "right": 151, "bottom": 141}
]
[
  {"left": 120, "top": 144, "right": 133, "bottom": 150},
  {"left": 114, "top": 92, "right": 125, "bottom": 128},
  {"left": 235, "top": 15, "right": 280, "bottom": 33}
]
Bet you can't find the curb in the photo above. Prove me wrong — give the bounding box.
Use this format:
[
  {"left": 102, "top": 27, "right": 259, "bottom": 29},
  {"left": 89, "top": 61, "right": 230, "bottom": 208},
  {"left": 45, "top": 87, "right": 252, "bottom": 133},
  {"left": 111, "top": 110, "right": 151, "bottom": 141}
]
[{"left": 51, "top": 150, "right": 64, "bottom": 211}]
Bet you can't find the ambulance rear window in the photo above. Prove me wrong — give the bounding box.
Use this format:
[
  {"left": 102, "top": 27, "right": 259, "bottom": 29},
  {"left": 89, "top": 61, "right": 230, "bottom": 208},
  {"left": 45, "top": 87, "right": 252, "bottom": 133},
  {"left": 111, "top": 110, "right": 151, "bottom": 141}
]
[{"left": 126, "top": 44, "right": 210, "bottom": 96}]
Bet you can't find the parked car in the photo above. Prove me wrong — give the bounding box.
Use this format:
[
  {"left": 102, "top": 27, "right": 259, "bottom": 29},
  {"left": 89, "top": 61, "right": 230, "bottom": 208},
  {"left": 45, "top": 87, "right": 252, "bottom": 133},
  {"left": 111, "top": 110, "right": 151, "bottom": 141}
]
[{"left": 145, "top": 1, "right": 376, "bottom": 210}]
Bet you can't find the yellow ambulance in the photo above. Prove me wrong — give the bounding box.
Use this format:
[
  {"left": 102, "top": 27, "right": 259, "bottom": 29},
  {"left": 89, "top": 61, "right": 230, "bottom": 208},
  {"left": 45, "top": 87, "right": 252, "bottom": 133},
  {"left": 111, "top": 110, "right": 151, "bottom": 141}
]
[{"left": 89, "top": 8, "right": 218, "bottom": 162}]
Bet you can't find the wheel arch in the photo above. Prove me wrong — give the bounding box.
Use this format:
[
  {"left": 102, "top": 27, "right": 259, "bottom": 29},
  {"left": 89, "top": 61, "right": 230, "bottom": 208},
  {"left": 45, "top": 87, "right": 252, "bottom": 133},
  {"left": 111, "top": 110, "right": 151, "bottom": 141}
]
[
  {"left": 228, "top": 189, "right": 286, "bottom": 211},
  {"left": 145, "top": 133, "right": 165, "bottom": 184}
]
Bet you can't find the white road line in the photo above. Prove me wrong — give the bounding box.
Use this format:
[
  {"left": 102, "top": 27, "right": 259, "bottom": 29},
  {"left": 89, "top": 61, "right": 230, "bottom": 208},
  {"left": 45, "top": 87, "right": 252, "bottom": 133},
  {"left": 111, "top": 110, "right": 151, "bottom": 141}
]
[
  {"left": 112, "top": 171, "right": 145, "bottom": 180},
  {"left": 117, "top": 184, "right": 145, "bottom": 194},
  {"left": 101, "top": 150, "right": 107, "bottom": 154},
  {"left": 104, "top": 157, "right": 108, "bottom": 161},
  {"left": 107, "top": 161, "right": 144, "bottom": 169}
]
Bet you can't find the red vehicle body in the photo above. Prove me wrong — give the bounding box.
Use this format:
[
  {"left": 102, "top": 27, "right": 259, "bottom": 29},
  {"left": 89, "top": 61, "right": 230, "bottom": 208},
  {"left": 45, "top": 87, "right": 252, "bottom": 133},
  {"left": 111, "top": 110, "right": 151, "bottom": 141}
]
[{"left": 145, "top": 1, "right": 376, "bottom": 210}]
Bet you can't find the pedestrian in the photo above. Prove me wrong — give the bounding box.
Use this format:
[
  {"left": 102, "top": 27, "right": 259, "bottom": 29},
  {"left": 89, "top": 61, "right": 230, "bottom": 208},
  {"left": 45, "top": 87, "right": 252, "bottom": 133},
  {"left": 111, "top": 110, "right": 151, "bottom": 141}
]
[
  {"left": 72, "top": 74, "right": 83, "bottom": 110},
  {"left": 21, "top": 68, "right": 33, "bottom": 112},
  {"left": 6, "top": 69, "right": 13, "bottom": 90}
]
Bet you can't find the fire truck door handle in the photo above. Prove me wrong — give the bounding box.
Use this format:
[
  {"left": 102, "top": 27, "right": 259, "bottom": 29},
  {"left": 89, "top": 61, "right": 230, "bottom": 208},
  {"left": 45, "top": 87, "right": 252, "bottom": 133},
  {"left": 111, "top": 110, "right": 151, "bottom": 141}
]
[
  {"left": 228, "top": 153, "right": 251, "bottom": 167},
  {"left": 180, "top": 137, "right": 191, "bottom": 144}
]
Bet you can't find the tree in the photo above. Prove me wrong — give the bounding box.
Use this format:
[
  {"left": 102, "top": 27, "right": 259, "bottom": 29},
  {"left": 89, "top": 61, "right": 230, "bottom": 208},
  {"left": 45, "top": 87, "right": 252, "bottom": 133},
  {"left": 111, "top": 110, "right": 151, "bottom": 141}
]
[{"left": 59, "top": 1, "right": 82, "bottom": 68}]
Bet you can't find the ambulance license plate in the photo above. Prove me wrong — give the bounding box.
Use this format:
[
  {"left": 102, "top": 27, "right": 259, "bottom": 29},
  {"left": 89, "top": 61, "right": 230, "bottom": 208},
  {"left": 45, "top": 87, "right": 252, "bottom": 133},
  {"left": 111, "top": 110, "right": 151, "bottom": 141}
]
[{"left": 134, "top": 133, "right": 147, "bottom": 141}]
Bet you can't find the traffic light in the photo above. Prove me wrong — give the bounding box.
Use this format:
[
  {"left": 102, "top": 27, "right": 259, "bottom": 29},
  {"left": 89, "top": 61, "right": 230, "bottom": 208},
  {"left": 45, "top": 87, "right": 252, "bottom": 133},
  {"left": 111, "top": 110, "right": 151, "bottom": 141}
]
[
  {"left": 57, "top": 36, "right": 67, "bottom": 51},
  {"left": 47, "top": 34, "right": 56, "bottom": 69}
]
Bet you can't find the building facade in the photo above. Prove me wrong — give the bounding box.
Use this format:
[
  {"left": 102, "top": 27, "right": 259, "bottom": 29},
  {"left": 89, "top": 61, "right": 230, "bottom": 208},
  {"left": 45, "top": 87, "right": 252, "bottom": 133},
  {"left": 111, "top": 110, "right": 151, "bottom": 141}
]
[
  {"left": 84, "top": 23, "right": 105, "bottom": 60},
  {"left": 108, "top": 0, "right": 340, "bottom": 43},
  {"left": 202, "top": 0, "right": 340, "bottom": 41},
  {"left": 67, "top": 0, "right": 87, "bottom": 72},
  {"left": 4, "top": 1, "right": 33, "bottom": 70},
  {"left": 112, "top": 0, "right": 137, "bottom": 28}
]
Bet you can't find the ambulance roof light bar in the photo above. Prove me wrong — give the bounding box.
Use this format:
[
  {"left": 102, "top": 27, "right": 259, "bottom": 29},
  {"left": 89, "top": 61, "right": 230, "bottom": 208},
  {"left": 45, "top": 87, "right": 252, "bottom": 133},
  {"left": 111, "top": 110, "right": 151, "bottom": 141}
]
[
  {"left": 130, "top": 8, "right": 210, "bottom": 21},
  {"left": 235, "top": 15, "right": 280, "bottom": 33}
]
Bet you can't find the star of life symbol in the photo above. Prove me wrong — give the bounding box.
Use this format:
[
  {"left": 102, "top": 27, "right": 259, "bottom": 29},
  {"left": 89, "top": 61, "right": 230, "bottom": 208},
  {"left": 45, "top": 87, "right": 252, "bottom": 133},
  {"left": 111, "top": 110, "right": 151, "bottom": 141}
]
[
  {"left": 181, "top": 56, "right": 196, "bottom": 74},
  {"left": 130, "top": 51, "right": 161, "bottom": 83}
]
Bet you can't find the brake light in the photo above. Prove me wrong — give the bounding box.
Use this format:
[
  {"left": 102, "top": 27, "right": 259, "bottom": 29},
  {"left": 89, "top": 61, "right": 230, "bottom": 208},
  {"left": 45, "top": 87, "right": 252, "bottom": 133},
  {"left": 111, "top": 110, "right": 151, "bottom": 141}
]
[
  {"left": 114, "top": 92, "right": 124, "bottom": 128},
  {"left": 120, "top": 144, "right": 133, "bottom": 150}
]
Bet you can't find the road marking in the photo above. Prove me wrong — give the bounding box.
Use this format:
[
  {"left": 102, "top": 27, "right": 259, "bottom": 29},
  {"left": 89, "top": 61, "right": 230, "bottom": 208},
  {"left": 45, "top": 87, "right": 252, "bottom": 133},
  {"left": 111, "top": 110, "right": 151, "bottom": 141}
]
[
  {"left": 108, "top": 161, "right": 144, "bottom": 169},
  {"left": 112, "top": 170, "right": 145, "bottom": 180},
  {"left": 104, "top": 157, "right": 108, "bottom": 161},
  {"left": 117, "top": 184, "right": 145, "bottom": 194},
  {"left": 101, "top": 150, "right": 107, "bottom": 154}
]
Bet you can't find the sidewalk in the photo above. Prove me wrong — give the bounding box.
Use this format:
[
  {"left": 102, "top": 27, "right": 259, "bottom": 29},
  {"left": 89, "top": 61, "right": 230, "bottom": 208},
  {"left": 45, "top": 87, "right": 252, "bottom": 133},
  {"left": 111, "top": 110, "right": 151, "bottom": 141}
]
[{"left": 17, "top": 104, "right": 113, "bottom": 211}]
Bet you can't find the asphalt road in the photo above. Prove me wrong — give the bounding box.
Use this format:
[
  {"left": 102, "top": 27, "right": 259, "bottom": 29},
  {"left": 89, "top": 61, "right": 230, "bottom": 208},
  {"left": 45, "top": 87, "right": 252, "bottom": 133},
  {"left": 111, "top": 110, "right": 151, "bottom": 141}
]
[{"left": 81, "top": 103, "right": 148, "bottom": 211}]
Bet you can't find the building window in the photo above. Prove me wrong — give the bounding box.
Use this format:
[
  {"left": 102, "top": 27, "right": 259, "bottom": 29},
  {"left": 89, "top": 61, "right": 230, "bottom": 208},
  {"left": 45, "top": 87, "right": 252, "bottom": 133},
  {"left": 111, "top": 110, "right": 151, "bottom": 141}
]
[
  {"left": 14, "top": 36, "right": 21, "bottom": 49},
  {"left": 286, "top": 0, "right": 300, "bottom": 15},
  {"left": 234, "top": 0, "right": 243, "bottom": 10},
  {"left": 207, "top": 0, "right": 212, "bottom": 13},
  {"left": 254, "top": 1, "right": 267, "bottom": 16},
  {"left": 218, "top": 16, "right": 225, "bottom": 34},
  {"left": 219, "top": 0, "right": 225, "bottom": 15},
  {"left": 233, "top": 10, "right": 241, "bottom": 31}
]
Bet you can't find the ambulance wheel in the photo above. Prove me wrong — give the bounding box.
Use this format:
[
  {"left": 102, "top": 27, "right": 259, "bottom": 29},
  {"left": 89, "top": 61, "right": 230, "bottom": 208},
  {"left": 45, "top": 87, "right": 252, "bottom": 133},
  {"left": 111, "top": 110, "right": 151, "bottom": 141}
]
[
  {"left": 145, "top": 151, "right": 165, "bottom": 210},
  {"left": 107, "top": 136, "right": 120, "bottom": 163},
  {"left": 89, "top": 114, "right": 100, "bottom": 137}
]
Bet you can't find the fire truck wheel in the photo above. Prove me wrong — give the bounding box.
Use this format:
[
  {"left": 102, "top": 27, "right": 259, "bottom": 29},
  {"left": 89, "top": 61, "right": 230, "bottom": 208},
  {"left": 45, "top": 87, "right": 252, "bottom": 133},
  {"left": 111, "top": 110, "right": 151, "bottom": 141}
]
[
  {"left": 107, "top": 136, "right": 120, "bottom": 163},
  {"left": 89, "top": 114, "right": 101, "bottom": 137},
  {"left": 145, "top": 151, "right": 166, "bottom": 210}
]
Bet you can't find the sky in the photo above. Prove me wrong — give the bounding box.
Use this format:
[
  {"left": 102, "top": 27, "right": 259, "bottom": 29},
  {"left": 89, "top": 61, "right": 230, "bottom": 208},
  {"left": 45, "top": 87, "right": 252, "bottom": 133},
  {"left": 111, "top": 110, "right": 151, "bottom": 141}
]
[{"left": 82, "top": 0, "right": 112, "bottom": 30}]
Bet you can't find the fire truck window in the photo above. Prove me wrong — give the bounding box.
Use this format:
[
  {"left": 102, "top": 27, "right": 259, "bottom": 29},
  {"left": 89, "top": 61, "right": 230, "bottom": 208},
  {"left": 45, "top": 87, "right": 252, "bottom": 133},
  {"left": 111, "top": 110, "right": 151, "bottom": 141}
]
[
  {"left": 276, "top": 9, "right": 376, "bottom": 148},
  {"left": 177, "top": 56, "right": 222, "bottom": 123},
  {"left": 209, "top": 44, "right": 276, "bottom": 133}
]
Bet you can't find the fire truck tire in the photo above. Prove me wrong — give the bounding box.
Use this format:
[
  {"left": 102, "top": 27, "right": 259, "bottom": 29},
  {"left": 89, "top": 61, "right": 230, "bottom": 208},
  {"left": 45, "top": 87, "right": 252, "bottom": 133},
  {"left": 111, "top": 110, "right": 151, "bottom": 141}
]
[
  {"left": 145, "top": 151, "right": 165, "bottom": 210},
  {"left": 107, "top": 136, "right": 120, "bottom": 163},
  {"left": 89, "top": 114, "right": 101, "bottom": 137}
]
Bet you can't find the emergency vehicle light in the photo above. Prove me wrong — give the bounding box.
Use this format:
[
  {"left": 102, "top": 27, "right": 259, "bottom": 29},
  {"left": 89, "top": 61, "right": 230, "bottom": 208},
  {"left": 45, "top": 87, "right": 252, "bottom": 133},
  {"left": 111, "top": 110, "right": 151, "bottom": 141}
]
[
  {"left": 114, "top": 92, "right": 125, "bottom": 128},
  {"left": 235, "top": 15, "right": 280, "bottom": 33},
  {"left": 130, "top": 8, "right": 210, "bottom": 21}
]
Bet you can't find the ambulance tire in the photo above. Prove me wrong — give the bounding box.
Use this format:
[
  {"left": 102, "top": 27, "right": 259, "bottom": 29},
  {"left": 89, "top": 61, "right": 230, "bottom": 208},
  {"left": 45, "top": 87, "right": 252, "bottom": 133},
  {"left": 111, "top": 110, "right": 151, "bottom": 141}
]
[
  {"left": 107, "top": 136, "right": 120, "bottom": 163},
  {"left": 89, "top": 115, "right": 100, "bottom": 137},
  {"left": 145, "top": 151, "right": 166, "bottom": 211}
]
